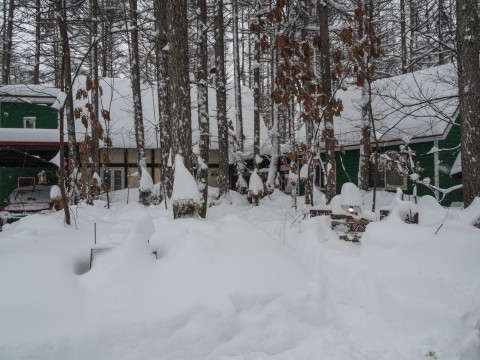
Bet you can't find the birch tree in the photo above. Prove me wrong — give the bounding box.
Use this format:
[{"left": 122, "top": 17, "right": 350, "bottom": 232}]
[{"left": 196, "top": 0, "right": 209, "bottom": 217}]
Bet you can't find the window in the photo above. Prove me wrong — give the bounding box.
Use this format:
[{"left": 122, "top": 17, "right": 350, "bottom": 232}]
[
  {"left": 314, "top": 163, "right": 326, "bottom": 188},
  {"left": 18, "top": 177, "right": 35, "bottom": 187},
  {"left": 103, "top": 168, "right": 125, "bottom": 191},
  {"left": 369, "top": 160, "right": 408, "bottom": 190},
  {"left": 23, "top": 117, "right": 36, "bottom": 128}
]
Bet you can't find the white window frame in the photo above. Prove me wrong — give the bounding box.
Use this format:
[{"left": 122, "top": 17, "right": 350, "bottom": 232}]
[
  {"left": 23, "top": 117, "right": 36, "bottom": 128},
  {"left": 104, "top": 167, "right": 125, "bottom": 191}
]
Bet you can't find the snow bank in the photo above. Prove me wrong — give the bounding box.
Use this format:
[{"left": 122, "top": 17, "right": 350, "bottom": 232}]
[{"left": 1, "top": 187, "right": 479, "bottom": 360}]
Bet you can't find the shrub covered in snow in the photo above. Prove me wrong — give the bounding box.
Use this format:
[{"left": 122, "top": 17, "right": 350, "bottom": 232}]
[{"left": 248, "top": 169, "right": 265, "bottom": 206}]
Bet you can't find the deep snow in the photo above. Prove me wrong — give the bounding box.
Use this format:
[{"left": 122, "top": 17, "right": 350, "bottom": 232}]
[{"left": 0, "top": 189, "right": 479, "bottom": 360}]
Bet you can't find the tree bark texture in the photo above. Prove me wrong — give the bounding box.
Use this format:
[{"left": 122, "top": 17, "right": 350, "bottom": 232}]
[
  {"left": 197, "top": 0, "right": 209, "bottom": 217},
  {"left": 215, "top": 0, "right": 229, "bottom": 197},
  {"left": 317, "top": 2, "right": 336, "bottom": 203},
  {"left": 154, "top": 0, "right": 172, "bottom": 199},
  {"left": 2, "top": 0, "right": 14, "bottom": 84},
  {"left": 33, "top": 0, "right": 41, "bottom": 84},
  {"left": 233, "top": 0, "right": 244, "bottom": 153},
  {"left": 91, "top": 0, "right": 100, "bottom": 177},
  {"left": 456, "top": 0, "right": 480, "bottom": 207},
  {"left": 128, "top": 0, "right": 146, "bottom": 179},
  {"left": 56, "top": 0, "right": 78, "bottom": 170},
  {"left": 253, "top": 0, "right": 261, "bottom": 162},
  {"left": 167, "top": 0, "right": 192, "bottom": 171}
]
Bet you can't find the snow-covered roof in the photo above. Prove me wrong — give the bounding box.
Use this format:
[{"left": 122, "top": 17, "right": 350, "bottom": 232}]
[
  {"left": 70, "top": 76, "right": 269, "bottom": 154},
  {"left": 0, "top": 84, "right": 61, "bottom": 104},
  {"left": 299, "top": 63, "right": 458, "bottom": 147},
  {"left": 0, "top": 128, "right": 60, "bottom": 145}
]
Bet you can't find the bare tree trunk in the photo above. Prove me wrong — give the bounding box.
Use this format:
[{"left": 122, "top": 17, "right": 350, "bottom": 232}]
[
  {"left": 154, "top": 0, "right": 172, "bottom": 199},
  {"left": 215, "top": 0, "right": 229, "bottom": 197},
  {"left": 266, "top": 44, "right": 280, "bottom": 191},
  {"left": 252, "top": 0, "right": 261, "bottom": 162},
  {"left": 456, "top": 0, "right": 480, "bottom": 207},
  {"left": 2, "top": 0, "right": 14, "bottom": 84},
  {"left": 33, "top": 0, "right": 41, "bottom": 84},
  {"left": 233, "top": 0, "right": 244, "bottom": 152},
  {"left": 58, "top": 80, "right": 71, "bottom": 225},
  {"left": 408, "top": 0, "right": 416, "bottom": 72},
  {"left": 197, "top": 0, "right": 209, "bottom": 217},
  {"left": 317, "top": 1, "right": 335, "bottom": 203},
  {"left": 128, "top": 0, "right": 146, "bottom": 182},
  {"left": 167, "top": 0, "right": 192, "bottom": 169},
  {"left": 56, "top": 0, "right": 79, "bottom": 178},
  {"left": 91, "top": 0, "right": 100, "bottom": 180},
  {"left": 357, "top": 1, "right": 371, "bottom": 191},
  {"left": 400, "top": 0, "right": 407, "bottom": 73}
]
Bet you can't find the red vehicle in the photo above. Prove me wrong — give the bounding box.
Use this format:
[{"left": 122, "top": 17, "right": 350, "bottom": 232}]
[{"left": 0, "top": 185, "right": 53, "bottom": 231}]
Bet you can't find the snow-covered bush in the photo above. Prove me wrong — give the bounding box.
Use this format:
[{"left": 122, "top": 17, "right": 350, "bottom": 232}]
[
  {"left": 50, "top": 185, "right": 63, "bottom": 210},
  {"left": 248, "top": 168, "right": 265, "bottom": 206}
]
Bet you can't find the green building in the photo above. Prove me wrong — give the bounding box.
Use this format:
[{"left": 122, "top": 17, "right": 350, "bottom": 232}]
[
  {"left": 321, "top": 64, "right": 462, "bottom": 206},
  {"left": 0, "top": 85, "right": 61, "bottom": 202}
]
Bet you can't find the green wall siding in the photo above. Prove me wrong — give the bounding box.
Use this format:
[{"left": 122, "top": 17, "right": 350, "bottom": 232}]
[
  {"left": 0, "top": 167, "right": 57, "bottom": 202},
  {"left": 0, "top": 102, "right": 58, "bottom": 129},
  {"left": 335, "top": 149, "right": 359, "bottom": 194},
  {"left": 333, "top": 133, "right": 462, "bottom": 206}
]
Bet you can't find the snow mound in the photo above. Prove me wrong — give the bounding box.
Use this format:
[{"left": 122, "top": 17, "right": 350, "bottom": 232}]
[
  {"left": 385, "top": 188, "right": 418, "bottom": 222},
  {"left": 417, "top": 195, "right": 446, "bottom": 225},
  {"left": 460, "top": 197, "right": 480, "bottom": 226},
  {"left": 50, "top": 185, "right": 61, "bottom": 199},
  {"left": 172, "top": 155, "right": 201, "bottom": 203}
]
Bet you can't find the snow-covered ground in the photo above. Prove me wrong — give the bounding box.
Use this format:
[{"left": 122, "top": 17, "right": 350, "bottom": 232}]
[{"left": 0, "top": 190, "right": 479, "bottom": 360}]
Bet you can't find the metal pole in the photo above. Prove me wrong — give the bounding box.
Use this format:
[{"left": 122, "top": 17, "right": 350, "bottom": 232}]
[{"left": 94, "top": 222, "right": 97, "bottom": 244}]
